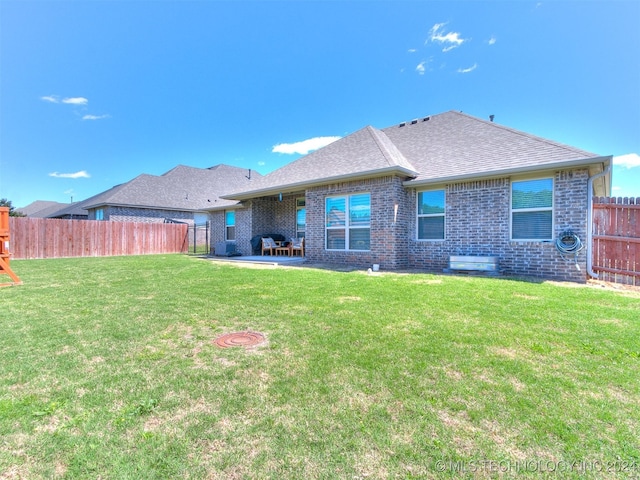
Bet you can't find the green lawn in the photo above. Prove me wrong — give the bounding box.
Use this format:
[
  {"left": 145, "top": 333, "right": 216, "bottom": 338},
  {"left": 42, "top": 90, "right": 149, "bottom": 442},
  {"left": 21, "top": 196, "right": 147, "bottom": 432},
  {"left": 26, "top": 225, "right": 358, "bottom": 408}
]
[{"left": 1, "top": 255, "right": 639, "bottom": 479}]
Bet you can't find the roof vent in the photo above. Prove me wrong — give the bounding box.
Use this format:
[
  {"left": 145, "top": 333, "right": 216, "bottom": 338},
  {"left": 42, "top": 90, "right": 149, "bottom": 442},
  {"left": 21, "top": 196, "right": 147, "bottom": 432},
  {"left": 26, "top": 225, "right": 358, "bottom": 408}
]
[
  {"left": 423, "top": 116, "right": 430, "bottom": 122},
  {"left": 399, "top": 122, "right": 406, "bottom": 127},
  {"left": 411, "top": 119, "right": 418, "bottom": 125}
]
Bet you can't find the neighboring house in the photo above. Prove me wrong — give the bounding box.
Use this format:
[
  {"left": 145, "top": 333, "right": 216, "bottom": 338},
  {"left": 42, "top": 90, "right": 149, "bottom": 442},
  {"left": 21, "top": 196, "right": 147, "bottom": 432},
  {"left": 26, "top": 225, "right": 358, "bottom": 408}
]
[
  {"left": 47, "top": 202, "right": 90, "bottom": 220},
  {"left": 16, "top": 200, "right": 87, "bottom": 219},
  {"left": 65, "top": 164, "right": 260, "bottom": 224},
  {"left": 214, "top": 111, "right": 611, "bottom": 283}
]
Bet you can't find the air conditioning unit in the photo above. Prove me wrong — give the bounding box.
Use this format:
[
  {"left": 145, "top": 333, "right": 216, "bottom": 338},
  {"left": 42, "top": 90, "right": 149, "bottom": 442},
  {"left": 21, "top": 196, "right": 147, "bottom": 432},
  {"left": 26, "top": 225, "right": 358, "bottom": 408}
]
[{"left": 214, "top": 242, "right": 238, "bottom": 257}]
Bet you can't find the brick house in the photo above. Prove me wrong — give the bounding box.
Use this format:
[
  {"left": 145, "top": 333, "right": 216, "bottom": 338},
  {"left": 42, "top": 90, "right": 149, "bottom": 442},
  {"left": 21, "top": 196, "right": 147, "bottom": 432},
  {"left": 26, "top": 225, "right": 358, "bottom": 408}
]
[
  {"left": 17, "top": 200, "right": 87, "bottom": 220},
  {"left": 72, "top": 164, "right": 260, "bottom": 224},
  {"left": 212, "top": 111, "right": 611, "bottom": 282}
]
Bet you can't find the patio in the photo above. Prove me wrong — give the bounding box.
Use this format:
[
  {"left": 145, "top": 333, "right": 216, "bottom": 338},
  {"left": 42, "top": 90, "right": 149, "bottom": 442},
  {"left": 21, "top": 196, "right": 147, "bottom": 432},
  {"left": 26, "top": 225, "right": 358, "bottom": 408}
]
[{"left": 209, "top": 254, "right": 306, "bottom": 267}]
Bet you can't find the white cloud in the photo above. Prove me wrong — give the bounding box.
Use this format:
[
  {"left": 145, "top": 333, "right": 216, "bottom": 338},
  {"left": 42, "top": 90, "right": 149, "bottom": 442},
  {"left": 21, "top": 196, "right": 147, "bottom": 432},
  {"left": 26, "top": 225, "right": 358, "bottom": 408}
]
[
  {"left": 49, "top": 170, "right": 91, "bottom": 179},
  {"left": 416, "top": 61, "right": 426, "bottom": 75},
  {"left": 258, "top": 161, "right": 266, "bottom": 166},
  {"left": 613, "top": 153, "right": 640, "bottom": 169},
  {"left": 272, "top": 136, "right": 341, "bottom": 155},
  {"left": 488, "top": 36, "right": 497, "bottom": 45},
  {"left": 41, "top": 95, "right": 90, "bottom": 106},
  {"left": 62, "top": 97, "right": 88, "bottom": 106},
  {"left": 457, "top": 63, "right": 478, "bottom": 74},
  {"left": 82, "top": 114, "right": 110, "bottom": 121},
  {"left": 41, "top": 95, "right": 60, "bottom": 103},
  {"left": 428, "top": 23, "right": 466, "bottom": 52},
  {"left": 408, "top": 48, "right": 417, "bottom": 53}
]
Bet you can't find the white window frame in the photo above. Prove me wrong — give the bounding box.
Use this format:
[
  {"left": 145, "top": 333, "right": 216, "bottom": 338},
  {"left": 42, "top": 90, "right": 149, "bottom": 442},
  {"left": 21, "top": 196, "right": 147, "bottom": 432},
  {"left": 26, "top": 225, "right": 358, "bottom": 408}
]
[
  {"left": 510, "top": 177, "right": 554, "bottom": 241},
  {"left": 296, "top": 197, "right": 306, "bottom": 238},
  {"left": 325, "top": 193, "right": 370, "bottom": 251},
  {"left": 95, "top": 208, "right": 104, "bottom": 221},
  {"left": 416, "top": 189, "right": 446, "bottom": 241},
  {"left": 225, "top": 210, "right": 236, "bottom": 242}
]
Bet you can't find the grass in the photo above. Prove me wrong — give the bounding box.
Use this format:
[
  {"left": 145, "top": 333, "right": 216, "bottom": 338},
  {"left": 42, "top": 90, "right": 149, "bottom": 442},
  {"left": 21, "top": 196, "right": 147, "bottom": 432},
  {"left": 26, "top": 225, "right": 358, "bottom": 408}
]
[{"left": 1, "top": 255, "right": 639, "bottom": 479}]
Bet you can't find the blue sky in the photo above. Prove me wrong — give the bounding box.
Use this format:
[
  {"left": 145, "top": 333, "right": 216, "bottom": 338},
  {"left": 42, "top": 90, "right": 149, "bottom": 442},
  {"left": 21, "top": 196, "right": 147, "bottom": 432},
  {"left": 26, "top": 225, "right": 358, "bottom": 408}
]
[{"left": 1, "top": 0, "right": 639, "bottom": 208}]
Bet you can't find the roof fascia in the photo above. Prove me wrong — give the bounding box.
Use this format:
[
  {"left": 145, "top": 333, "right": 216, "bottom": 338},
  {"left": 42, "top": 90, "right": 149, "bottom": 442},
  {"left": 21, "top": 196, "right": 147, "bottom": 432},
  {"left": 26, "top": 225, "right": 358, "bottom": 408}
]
[
  {"left": 222, "top": 165, "right": 418, "bottom": 201},
  {"left": 403, "top": 156, "right": 612, "bottom": 188},
  {"left": 82, "top": 202, "right": 210, "bottom": 213},
  {"left": 202, "top": 202, "right": 243, "bottom": 212}
]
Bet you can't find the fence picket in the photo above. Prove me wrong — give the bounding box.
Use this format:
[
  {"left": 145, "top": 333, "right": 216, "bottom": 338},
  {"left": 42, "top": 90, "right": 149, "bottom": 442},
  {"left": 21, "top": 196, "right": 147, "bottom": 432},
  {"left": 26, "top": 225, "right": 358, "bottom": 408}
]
[
  {"left": 592, "top": 197, "right": 640, "bottom": 286},
  {"left": 7, "top": 218, "right": 188, "bottom": 259}
]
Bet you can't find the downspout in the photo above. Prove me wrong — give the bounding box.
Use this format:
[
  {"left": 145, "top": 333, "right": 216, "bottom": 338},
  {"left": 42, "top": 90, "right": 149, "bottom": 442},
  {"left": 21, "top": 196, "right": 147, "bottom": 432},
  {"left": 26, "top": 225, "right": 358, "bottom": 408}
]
[{"left": 586, "top": 163, "right": 612, "bottom": 279}]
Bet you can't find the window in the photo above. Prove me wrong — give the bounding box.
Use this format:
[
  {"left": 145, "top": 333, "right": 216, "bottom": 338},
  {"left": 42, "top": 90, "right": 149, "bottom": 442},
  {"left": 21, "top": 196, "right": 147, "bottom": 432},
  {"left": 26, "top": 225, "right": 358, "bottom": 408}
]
[
  {"left": 296, "top": 198, "right": 306, "bottom": 238},
  {"left": 511, "top": 178, "right": 553, "bottom": 240},
  {"left": 417, "top": 190, "right": 445, "bottom": 240},
  {"left": 225, "top": 210, "right": 236, "bottom": 241},
  {"left": 326, "top": 193, "right": 370, "bottom": 250},
  {"left": 95, "top": 208, "right": 104, "bottom": 221}
]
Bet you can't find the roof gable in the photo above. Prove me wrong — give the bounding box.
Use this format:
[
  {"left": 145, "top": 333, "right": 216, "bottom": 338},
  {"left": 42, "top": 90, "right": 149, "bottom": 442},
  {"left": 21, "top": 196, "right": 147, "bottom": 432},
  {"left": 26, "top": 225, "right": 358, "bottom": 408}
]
[{"left": 225, "top": 126, "right": 417, "bottom": 199}]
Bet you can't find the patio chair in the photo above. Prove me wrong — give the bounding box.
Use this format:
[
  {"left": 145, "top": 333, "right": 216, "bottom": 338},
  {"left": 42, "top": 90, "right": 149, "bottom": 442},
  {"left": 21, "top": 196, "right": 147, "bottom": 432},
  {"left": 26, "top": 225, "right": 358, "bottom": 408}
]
[
  {"left": 261, "top": 237, "right": 278, "bottom": 255},
  {"left": 290, "top": 237, "right": 304, "bottom": 257}
]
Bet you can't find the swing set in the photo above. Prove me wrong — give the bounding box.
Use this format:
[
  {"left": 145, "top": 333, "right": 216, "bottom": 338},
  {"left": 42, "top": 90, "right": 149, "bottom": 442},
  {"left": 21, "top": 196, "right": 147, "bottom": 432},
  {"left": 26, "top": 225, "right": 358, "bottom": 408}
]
[{"left": 0, "top": 207, "right": 22, "bottom": 287}]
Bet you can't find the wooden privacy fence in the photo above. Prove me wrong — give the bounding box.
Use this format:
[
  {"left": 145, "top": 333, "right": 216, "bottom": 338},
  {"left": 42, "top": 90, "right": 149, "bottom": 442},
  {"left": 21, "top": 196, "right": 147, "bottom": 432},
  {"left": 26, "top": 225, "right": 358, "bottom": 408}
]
[
  {"left": 9, "top": 218, "right": 189, "bottom": 259},
  {"left": 592, "top": 197, "right": 640, "bottom": 286}
]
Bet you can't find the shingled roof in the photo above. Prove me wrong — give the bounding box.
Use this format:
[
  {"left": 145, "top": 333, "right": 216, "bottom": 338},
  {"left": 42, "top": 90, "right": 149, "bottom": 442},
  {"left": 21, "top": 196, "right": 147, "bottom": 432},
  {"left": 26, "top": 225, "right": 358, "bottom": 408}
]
[
  {"left": 223, "top": 126, "right": 418, "bottom": 200},
  {"left": 223, "top": 110, "right": 607, "bottom": 200},
  {"left": 383, "top": 111, "right": 602, "bottom": 185},
  {"left": 82, "top": 164, "right": 260, "bottom": 211},
  {"left": 16, "top": 200, "right": 72, "bottom": 218}
]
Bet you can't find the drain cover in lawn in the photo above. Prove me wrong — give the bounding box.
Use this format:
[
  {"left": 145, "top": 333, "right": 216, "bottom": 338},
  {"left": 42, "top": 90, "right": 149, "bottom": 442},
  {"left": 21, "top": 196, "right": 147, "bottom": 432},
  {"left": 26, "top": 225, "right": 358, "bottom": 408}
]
[{"left": 214, "top": 331, "right": 265, "bottom": 348}]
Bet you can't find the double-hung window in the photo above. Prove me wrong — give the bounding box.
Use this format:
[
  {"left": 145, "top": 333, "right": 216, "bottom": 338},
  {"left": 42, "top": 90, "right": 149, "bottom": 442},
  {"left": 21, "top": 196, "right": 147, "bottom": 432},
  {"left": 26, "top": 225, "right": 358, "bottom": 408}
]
[
  {"left": 511, "top": 178, "right": 553, "bottom": 240},
  {"left": 326, "top": 193, "right": 370, "bottom": 250},
  {"left": 417, "top": 190, "right": 445, "bottom": 240},
  {"left": 225, "top": 210, "right": 236, "bottom": 241}
]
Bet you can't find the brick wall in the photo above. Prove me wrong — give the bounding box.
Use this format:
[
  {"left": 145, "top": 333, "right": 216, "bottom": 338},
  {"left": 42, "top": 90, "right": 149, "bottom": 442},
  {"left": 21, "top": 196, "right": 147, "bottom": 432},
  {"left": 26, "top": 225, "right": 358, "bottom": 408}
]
[
  {"left": 306, "top": 175, "right": 410, "bottom": 269},
  {"left": 206, "top": 167, "right": 589, "bottom": 283},
  {"left": 251, "top": 195, "right": 298, "bottom": 240},
  {"left": 209, "top": 210, "right": 226, "bottom": 249},
  {"left": 408, "top": 169, "right": 589, "bottom": 282},
  {"left": 208, "top": 206, "right": 254, "bottom": 255},
  {"left": 251, "top": 198, "right": 276, "bottom": 236},
  {"left": 235, "top": 206, "right": 253, "bottom": 255}
]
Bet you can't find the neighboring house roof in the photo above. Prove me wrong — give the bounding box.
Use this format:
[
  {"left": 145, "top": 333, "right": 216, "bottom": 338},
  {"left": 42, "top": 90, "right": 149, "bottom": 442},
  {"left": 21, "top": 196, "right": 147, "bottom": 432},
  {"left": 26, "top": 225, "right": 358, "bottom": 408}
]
[
  {"left": 48, "top": 202, "right": 90, "bottom": 218},
  {"left": 16, "top": 200, "right": 77, "bottom": 218},
  {"left": 223, "top": 111, "right": 611, "bottom": 200},
  {"left": 82, "top": 164, "right": 260, "bottom": 212}
]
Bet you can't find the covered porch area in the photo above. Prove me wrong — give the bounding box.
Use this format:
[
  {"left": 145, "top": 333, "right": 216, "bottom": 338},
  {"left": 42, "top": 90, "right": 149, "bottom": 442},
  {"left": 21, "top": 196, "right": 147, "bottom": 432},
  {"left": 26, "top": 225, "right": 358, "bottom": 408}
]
[{"left": 243, "top": 193, "right": 307, "bottom": 256}]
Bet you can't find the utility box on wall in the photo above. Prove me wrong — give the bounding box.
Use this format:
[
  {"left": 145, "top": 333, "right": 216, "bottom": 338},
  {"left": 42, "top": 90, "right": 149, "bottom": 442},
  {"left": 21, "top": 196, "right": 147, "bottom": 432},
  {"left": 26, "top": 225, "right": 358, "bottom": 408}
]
[
  {"left": 214, "top": 241, "right": 239, "bottom": 257},
  {"left": 448, "top": 255, "right": 499, "bottom": 274}
]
